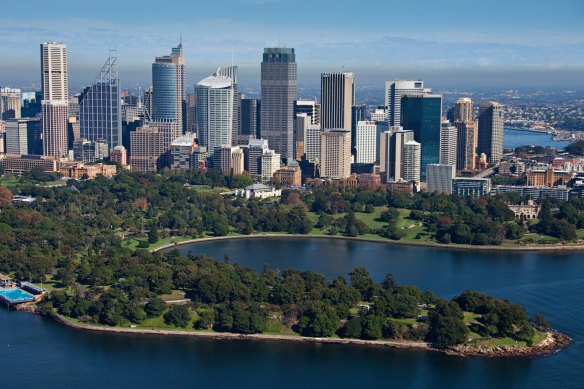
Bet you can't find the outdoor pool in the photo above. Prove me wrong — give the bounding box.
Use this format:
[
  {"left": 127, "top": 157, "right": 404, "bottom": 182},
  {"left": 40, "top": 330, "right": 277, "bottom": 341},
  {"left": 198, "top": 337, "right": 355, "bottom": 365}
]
[{"left": 0, "top": 288, "right": 35, "bottom": 303}]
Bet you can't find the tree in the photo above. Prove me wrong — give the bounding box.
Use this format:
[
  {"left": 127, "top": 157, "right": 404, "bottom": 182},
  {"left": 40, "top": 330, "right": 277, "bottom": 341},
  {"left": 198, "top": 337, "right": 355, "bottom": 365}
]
[
  {"left": 298, "top": 303, "right": 339, "bottom": 337},
  {"left": 349, "top": 267, "right": 373, "bottom": 300},
  {"left": 148, "top": 225, "right": 159, "bottom": 244},
  {"left": 362, "top": 315, "right": 384, "bottom": 339},
  {"left": 0, "top": 186, "right": 12, "bottom": 207},
  {"left": 144, "top": 297, "right": 166, "bottom": 317},
  {"left": 163, "top": 305, "right": 191, "bottom": 327},
  {"left": 339, "top": 316, "right": 362, "bottom": 339},
  {"left": 194, "top": 309, "right": 215, "bottom": 330},
  {"left": 427, "top": 301, "right": 468, "bottom": 348}
]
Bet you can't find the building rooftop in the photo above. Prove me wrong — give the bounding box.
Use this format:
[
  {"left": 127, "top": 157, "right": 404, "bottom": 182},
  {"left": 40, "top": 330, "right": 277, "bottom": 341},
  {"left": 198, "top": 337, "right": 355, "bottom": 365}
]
[
  {"left": 197, "top": 74, "right": 232, "bottom": 89},
  {"left": 245, "top": 183, "right": 272, "bottom": 191}
]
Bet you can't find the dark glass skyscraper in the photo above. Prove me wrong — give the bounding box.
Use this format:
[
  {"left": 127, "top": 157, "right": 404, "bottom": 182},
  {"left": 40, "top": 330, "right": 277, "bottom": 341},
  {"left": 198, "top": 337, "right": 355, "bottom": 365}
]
[
  {"left": 152, "top": 63, "right": 177, "bottom": 121},
  {"left": 401, "top": 94, "right": 442, "bottom": 179},
  {"left": 240, "top": 98, "right": 260, "bottom": 141},
  {"left": 79, "top": 51, "right": 121, "bottom": 150},
  {"left": 260, "top": 48, "right": 297, "bottom": 160}
]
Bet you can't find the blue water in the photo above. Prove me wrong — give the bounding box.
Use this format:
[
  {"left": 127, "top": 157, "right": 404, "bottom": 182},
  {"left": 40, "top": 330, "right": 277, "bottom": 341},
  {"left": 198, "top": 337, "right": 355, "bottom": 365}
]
[
  {"left": 2, "top": 238, "right": 584, "bottom": 388},
  {"left": 0, "top": 288, "right": 34, "bottom": 302},
  {"left": 504, "top": 128, "right": 571, "bottom": 150}
]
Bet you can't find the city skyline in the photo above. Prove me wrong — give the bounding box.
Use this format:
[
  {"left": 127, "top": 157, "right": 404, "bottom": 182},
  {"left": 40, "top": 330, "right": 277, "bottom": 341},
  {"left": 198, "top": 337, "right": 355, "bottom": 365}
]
[{"left": 1, "top": 0, "right": 583, "bottom": 88}]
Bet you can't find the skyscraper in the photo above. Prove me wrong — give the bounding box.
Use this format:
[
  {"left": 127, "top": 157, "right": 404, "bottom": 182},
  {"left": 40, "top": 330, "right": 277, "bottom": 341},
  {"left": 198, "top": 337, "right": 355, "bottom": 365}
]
[
  {"left": 454, "top": 97, "right": 474, "bottom": 122},
  {"left": 195, "top": 72, "right": 234, "bottom": 157},
  {"left": 426, "top": 164, "right": 456, "bottom": 193},
  {"left": 455, "top": 120, "right": 477, "bottom": 171},
  {"left": 439, "top": 120, "right": 457, "bottom": 166},
  {"left": 320, "top": 129, "right": 351, "bottom": 179},
  {"left": 402, "top": 140, "right": 421, "bottom": 184},
  {"left": 0, "top": 88, "right": 22, "bottom": 119},
  {"left": 294, "top": 100, "right": 320, "bottom": 125},
  {"left": 378, "top": 126, "right": 414, "bottom": 183},
  {"left": 385, "top": 80, "right": 427, "bottom": 126},
  {"left": 355, "top": 121, "right": 377, "bottom": 164},
  {"left": 305, "top": 125, "right": 322, "bottom": 163},
  {"left": 260, "top": 47, "right": 297, "bottom": 160},
  {"left": 152, "top": 43, "right": 185, "bottom": 131},
  {"left": 216, "top": 66, "right": 239, "bottom": 145},
  {"left": 401, "top": 94, "right": 442, "bottom": 179},
  {"left": 79, "top": 51, "right": 121, "bottom": 151},
  {"left": 240, "top": 97, "right": 260, "bottom": 142},
  {"left": 5, "top": 118, "right": 42, "bottom": 155},
  {"left": 41, "top": 42, "right": 69, "bottom": 157},
  {"left": 478, "top": 102, "right": 504, "bottom": 164},
  {"left": 320, "top": 72, "right": 355, "bottom": 131}
]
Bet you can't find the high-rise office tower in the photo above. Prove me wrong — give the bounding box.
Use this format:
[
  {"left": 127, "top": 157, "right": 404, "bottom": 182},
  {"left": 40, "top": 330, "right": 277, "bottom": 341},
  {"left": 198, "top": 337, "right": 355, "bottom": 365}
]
[
  {"left": 143, "top": 87, "right": 153, "bottom": 121},
  {"left": 478, "top": 102, "right": 505, "bottom": 164},
  {"left": 5, "top": 118, "right": 42, "bottom": 155},
  {"left": 401, "top": 94, "right": 442, "bottom": 179},
  {"left": 213, "top": 145, "right": 244, "bottom": 175},
  {"left": 378, "top": 126, "right": 414, "bottom": 183},
  {"left": 0, "top": 88, "right": 22, "bottom": 119},
  {"left": 41, "top": 42, "right": 69, "bottom": 157},
  {"left": 260, "top": 47, "right": 296, "bottom": 160},
  {"left": 129, "top": 125, "right": 166, "bottom": 172},
  {"left": 385, "top": 80, "right": 427, "bottom": 126},
  {"left": 355, "top": 121, "right": 377, "bottom": 164},
  {"left": 439, "top": 120, "right": 457, "bottom": 166},
  {"left": 305, "top": 125, "right": 322, "bottom": 163},
  {"left": 402, "top": 140, "right": 421, "bottom": 184},
  {"left": 216, "top": 66, "right": 239, "bottom": 145},
  {"left": 454, "top": 97, "right": 474, "bottom": 122},
  {"left": 320, "top": 72, "right": 355, "bottom": 131},
  {"left": 152, "top": 43, "right": 185, "bottom": 131},
  {"left": 320, "top": 129, "right": 351, "bottom": 179},
  {"left": 195, "top": 72, "right": 234, "bottom": 157},
  {"left": 351, "top": 104, "right": 367, "bottom": 156},
  {"left": 261, "top": 149, "right": 281, "bottom": 182},
  {"left": 370, "top": 107, "right": 388, "bottom": 122},
  {"left": 294, "top": 100, "right": 320, "bottom": 125},
  {"left": 240, "top": 97, "right": 260, "bottom": 142},
  {"left": 79, "top": 51, "right": 121, "bottom": 151},
  {"left": 455, "top": 120, "right": 477, "bottom": 170},
  {"left": 186, "top": 92, "right": 197, "bottom": 133},
  {"left": 295, "top": 113, "right": 311, "bottom": 160},
  {"left": 245, "top": 138, "right": 269, "bottom": 178}
]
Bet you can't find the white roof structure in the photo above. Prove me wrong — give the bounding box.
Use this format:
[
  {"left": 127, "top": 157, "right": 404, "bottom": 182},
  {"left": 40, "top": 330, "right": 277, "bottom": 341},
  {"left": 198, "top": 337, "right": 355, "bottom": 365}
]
[{"left": 196, "top": 75, "right": 232, "bottom": 89}]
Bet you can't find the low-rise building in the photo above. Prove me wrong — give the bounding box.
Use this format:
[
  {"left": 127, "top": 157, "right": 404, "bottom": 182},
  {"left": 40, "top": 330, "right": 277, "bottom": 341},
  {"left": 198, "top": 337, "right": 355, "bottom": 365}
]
[
  {"left": 60, "top": 163, "right": 117, "bottom": 179},
  {"left": 491, "top": 185, "right": 570, "bottom": 201},
  {"left": 452, "top": 177, "right": 491, "bottom": 197},
  {"left": 235, "top": 183, "right": 282, "bottom": 199},
  {"left": 273, "top": 166, "right": 301, "bottom": 186},
  {"left": 526, "top": 168, "right": 572, "bottom": 187},
  {"left": 0, "top": 154, "right": 58, "bottom": 173},
  {"left": 508, "top": 200, "right": 540, "bottom": 220}
]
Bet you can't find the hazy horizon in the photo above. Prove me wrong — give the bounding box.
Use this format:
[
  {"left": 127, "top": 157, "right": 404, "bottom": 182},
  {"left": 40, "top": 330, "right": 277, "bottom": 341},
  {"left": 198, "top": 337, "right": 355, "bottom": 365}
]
[{"left": 1, "top": 0, "right": 583, "bottom": 90}]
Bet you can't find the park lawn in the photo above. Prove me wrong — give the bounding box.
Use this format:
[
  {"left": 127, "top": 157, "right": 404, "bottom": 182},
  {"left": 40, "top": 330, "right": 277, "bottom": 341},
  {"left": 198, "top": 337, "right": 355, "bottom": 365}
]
[
  {"left": 158, "top": 290, "right": 186, "bottom": 301},
  {"left": 138, "top": 308, "right": 199, "bottom": 330},
  {"left": 0, "top": 176, "right": 19, "bottom": 189},
  {"left": 481, "top": 337, "right": 527, "bottom": 347},
  {"left": 390, "top": 317, "right": 417, "bottom": 325},
  {"left": 577, "top": 229, "right": 584, "bottom": 239},
  {"left": 463, "top": 311, "right": 482, "bottom": 325}
]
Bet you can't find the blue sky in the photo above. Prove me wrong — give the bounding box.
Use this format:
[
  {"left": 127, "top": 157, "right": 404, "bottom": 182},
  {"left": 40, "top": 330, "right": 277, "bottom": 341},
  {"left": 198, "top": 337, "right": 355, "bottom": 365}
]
[{"left": 1, "top": 0, "right": 583, "bottom": 89}]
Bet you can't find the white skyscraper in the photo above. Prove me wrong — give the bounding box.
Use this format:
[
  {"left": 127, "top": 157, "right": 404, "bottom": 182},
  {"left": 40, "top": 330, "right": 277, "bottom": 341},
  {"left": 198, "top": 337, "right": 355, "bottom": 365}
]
[
  {"left": 355, "top": 121, "right": 378, "bottom": 164},
  {"left": 385, "top": 80, "right": 428, "bottom": 126},
  {"left": 305, "top": 124, "right": 322, "bottom": 163},
  {"left": 379, "top": 126, "right": 414, "bottom": 183},
  {"left": 196, "top": 72, "right": 234, "bottom": 157},
  {"left": 41, "top": 42, "right": 69, "bottom": 157},
  {"left": 439, "top": 120, "right": 457, "bottom": 166},
  {"left": 402, "top": 140, "right": 421, "bottom": 184},
  {"left": 261, "top": 149, "right": 281, "bottom": 182}
]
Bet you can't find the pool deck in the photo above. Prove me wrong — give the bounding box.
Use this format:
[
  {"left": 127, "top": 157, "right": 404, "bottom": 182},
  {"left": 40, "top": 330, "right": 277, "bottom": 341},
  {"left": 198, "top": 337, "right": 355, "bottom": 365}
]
[{"left": 0, "top": 288, "right": 36, "bottom": 306}]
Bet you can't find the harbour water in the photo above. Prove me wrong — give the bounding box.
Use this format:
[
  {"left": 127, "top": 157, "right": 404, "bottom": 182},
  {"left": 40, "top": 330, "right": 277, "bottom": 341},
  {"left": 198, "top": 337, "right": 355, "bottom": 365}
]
[
  {"left": 504, "top": 128, "right": 572, "bottom": 150},
  {"left": 2, "top": 238, "right": 583, "bottom": 388}
]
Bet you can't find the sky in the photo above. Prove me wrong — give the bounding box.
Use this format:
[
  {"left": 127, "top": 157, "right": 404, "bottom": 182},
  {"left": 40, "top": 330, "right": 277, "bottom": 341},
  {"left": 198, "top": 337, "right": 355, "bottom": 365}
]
[{"left": 1, "top": 0, "right": 584, "bottom": 90}]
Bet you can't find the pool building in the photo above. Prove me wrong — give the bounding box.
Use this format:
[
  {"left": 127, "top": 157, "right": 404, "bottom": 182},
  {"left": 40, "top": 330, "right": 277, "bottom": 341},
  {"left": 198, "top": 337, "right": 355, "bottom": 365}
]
[{"left": 0, "top": 274, "right": 46, "bottom": 306}]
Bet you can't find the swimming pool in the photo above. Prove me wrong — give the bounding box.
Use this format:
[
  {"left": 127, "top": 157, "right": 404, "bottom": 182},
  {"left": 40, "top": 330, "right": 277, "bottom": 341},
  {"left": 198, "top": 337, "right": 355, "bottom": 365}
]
[{"left": 0, "top": 288, "right": 35, "bottom": 303}]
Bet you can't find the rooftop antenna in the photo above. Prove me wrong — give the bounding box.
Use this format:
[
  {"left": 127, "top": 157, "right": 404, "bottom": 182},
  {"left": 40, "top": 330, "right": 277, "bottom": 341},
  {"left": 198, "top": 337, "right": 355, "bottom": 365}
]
[{"left": 180, "top": 35, "right": 183, "bottom": 46}]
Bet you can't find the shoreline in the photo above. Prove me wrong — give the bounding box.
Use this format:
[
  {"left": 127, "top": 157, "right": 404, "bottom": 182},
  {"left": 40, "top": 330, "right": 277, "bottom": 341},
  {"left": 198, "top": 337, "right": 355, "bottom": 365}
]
[
  {"left": 152, "top": 233, "right": 584, "bottom": 253},
  {"left": 50, "top": 313, "right": 570, "bottom": 358}
]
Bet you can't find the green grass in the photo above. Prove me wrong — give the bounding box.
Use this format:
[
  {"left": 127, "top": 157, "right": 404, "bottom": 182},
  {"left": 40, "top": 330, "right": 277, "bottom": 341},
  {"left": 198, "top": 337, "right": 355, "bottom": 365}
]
[
  {"left": 463, "top": 311, "right": 481, "bottom": 324},
  {"left": 0, "top": 176, "right": 19, "bottom": 189}
]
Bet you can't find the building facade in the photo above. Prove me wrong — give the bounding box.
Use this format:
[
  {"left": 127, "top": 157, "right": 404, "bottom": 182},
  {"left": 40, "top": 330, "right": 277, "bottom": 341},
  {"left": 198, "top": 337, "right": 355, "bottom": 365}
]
[
  {"left": 439, "top": 120, "right": 457, "bottom": 166},
  {"left": 402, "top": 140, "right": 421, "bottom": 184},
  {"left": 385, "top": 80, "right": 426, "bottom": 126},
  {"left": 426, "top": 164, "right": 456, "bottom": 194},
  {"left": 5, "top": 118, "right": 42, "bottom": 155},
  {"left": 0, "top": 88, "right": 22, "bottom": 119},
  {"left": 79, "top": 51, "right": 121, "bottom": 151},
  {"left": 41, "top": 42, "right": 69, "bottom": 157},
  {"left": 320, "top": 129, "right": 351, "bottom": 179},
  {"left": 455, "top": 120, "right": 477, "bottom": 171},
  {"left": 401, "top": 94, "right": 442, "bottom": 179},
  {"left": 320, "top": 72, "right": 355, "bottom": 131},
  {"left": 196, "top": 73, "right": 234, "bottom": 157},
  {"left": 260, "top": 48, "right": 296, "bottom": 160},
  {"left": 355, "top": 121, "right": 377, "bottom": 164},
  {"left": 477, "top": 102, "right": 504, "bottom": 163}
]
